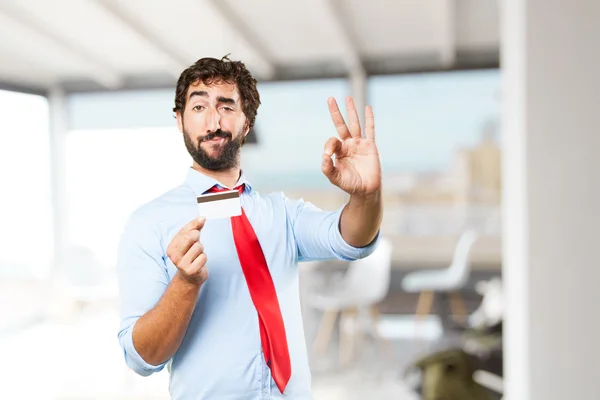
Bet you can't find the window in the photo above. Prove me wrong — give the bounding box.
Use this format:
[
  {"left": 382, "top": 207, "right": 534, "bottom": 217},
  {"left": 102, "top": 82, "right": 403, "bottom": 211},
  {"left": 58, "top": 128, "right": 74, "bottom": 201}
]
[
  {"left": 0, "top": 90, "right": 52, "bottom": 278},
  {"left": 369, "top": 69, "right": 500, "bottom": 173},
  {"left": 65, "top": 127, "right": 190, "bottom": 268},
  {"left": 244, "top": 79, "right": 349, "bottom": 191}
]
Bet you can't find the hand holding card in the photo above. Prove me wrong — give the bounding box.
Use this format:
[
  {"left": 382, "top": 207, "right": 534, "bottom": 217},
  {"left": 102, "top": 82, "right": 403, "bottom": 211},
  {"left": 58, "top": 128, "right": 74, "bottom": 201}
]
[{"left": 166, "top": 216, "right": 208, "bottom": 285}]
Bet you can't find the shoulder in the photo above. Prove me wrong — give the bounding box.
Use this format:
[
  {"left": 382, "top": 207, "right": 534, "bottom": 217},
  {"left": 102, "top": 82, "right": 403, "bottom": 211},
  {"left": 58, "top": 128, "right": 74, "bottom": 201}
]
[{"left": 248, "top": 189, "right": 305, "bottom": 214}]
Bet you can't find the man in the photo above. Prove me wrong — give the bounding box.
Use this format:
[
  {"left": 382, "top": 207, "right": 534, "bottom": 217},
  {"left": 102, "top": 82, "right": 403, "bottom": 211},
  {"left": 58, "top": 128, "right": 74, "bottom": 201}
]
[{"left": 117, "top": 56, "right": 383, "bottom": 399}]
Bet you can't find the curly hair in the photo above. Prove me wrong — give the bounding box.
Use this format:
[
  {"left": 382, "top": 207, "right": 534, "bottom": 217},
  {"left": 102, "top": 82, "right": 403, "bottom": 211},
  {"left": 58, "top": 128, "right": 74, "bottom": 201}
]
[{"left": 173, "top": 55, "right": 261, "bottom": 130}]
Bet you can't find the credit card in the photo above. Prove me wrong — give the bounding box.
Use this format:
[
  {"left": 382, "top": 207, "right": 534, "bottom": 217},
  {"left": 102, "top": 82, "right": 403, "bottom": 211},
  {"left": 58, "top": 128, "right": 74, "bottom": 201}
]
[{"left": 197, "top": 189, "right": 242, "bottom": 220}]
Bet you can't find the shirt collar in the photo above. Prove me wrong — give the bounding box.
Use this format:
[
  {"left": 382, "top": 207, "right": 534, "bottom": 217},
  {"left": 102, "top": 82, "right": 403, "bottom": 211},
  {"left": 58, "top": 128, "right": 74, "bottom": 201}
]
[{"left": 184, "top": 167, "right": 253, "bottom": 196}]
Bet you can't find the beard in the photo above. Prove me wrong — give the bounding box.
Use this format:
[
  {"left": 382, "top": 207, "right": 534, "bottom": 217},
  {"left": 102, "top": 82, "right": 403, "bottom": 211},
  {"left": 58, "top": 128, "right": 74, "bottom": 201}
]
[{"left": 183, "top": 126, "right": 244, "bottom": 171}]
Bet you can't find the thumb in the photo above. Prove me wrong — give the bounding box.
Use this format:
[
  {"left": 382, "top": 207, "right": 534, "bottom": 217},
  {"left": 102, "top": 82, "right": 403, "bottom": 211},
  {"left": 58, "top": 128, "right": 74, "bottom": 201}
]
[
  {"left": 181, "top": 216, "right": 206, "bottom": 233},
  {"left": 321, "top": 153, "right": 340, "bottom": 184},
  {"left": 194, "top": 216, "right": 207, "bottom": 232}
]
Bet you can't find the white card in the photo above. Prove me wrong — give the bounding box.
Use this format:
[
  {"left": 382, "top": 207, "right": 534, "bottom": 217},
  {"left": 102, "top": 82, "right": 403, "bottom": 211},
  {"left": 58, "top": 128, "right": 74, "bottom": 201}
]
[{"left": 197, "top": 190, "right": 241, "bottom": 220}]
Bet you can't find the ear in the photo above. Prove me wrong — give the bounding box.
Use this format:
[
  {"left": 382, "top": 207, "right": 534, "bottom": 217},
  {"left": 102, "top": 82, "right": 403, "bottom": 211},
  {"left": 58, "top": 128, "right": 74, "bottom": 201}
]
[
  {"left": 243, "top": 120, "right": 250, "bottom": 137},
  {"left": 176, "top": 110, "right": 183, "bottom": 133}
]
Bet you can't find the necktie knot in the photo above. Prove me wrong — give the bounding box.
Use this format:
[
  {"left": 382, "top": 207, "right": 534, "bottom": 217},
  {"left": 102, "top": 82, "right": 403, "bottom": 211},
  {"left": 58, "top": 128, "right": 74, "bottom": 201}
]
[{"left": 206, "top": 184, "right": 245, "bottom": 195}]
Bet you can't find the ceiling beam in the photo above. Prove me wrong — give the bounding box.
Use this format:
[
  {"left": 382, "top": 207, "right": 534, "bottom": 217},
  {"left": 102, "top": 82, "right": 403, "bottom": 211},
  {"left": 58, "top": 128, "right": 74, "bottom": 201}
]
[
  {"left": 320, "top": 0, "right": 364, "bottom": 75},
  {"left": 0, "top": 2, "right": 122, "bottom": 90},
  {"left": 320, "top": 0, "right": 366, "bottom": 124},
  {"left": 440, "top": 0, "right": 457, "bottom": 67},
  {"left": 94, "top": 0, "right": 190, "bottom": 79},
  {"left": 59, "top": 51, "right": 500, "bottom": 94},
  {"left": 0, "top": 79, "right": 47, "bottom": 96},
  {"left": 204, "top": 0, "right": 275, "bottom": 79}
]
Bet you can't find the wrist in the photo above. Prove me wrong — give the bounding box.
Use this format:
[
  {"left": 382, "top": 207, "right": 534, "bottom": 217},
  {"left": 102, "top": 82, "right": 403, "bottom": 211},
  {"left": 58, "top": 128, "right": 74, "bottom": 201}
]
[
  {"left": 349, "top": 190, "right": 381, "bottom": 206},
  {"left": 174, "top": 271, "right": 204, "bottom": 289}
]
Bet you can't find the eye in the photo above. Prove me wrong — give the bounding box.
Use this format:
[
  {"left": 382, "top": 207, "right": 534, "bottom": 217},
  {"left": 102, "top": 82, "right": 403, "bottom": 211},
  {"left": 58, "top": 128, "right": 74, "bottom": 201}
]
[
  {"left": 192, "top": 105, "right": 204, "bottom": 112},
  {"left": 221, "top": 107, "right": 234, "bottom": 112}
]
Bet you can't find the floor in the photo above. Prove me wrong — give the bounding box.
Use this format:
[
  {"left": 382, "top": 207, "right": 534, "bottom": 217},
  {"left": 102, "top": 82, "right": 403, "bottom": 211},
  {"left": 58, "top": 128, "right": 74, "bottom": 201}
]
[
  {"left": 306, "top": 309, "right": 448, "bottom": 400},
  {"left": 0, "top": 306, "right": 444, "bottom": 400},
  {"left": 0, "top": 267, "right": 499, "bottom": 400}
]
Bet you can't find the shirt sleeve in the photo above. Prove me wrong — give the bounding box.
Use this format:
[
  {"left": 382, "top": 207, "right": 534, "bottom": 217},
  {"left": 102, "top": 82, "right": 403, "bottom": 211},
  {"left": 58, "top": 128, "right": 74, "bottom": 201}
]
[
  {"left": 285, "top": 195, "right": 381, "bottom": 262},
  {"left": 116, "top": 209, "right": 170, "bottom": 376}
]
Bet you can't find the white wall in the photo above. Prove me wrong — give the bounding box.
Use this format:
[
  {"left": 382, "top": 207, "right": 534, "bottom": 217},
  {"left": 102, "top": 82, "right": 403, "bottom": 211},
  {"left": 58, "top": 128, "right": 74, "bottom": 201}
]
[{"left": 502, "top": 1, "right": 600, "bottom": 399}]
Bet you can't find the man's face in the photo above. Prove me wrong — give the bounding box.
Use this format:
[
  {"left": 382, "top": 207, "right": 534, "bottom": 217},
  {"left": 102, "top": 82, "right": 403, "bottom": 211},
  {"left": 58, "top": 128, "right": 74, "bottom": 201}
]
[{"left": 177, "top": 81, "right": 249, "bottom": 171}]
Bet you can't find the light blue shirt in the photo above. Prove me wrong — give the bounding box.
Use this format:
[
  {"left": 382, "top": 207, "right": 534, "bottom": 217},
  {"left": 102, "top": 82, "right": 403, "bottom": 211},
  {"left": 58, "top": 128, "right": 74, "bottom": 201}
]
[{"left": 117, "top": 168, "right": 379, "bottom": 399}]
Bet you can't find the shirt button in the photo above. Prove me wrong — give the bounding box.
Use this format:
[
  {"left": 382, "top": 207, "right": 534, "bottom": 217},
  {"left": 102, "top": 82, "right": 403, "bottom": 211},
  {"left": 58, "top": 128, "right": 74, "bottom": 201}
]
[{"left": 263, "top": 388, "right": 268, "bottom": 394}]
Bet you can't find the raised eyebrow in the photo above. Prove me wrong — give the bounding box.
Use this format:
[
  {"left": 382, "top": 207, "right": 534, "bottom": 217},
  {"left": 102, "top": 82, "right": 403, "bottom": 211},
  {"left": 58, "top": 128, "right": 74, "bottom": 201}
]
[{"left": 217, "top": 96, "right": 236, "bottom": 105}]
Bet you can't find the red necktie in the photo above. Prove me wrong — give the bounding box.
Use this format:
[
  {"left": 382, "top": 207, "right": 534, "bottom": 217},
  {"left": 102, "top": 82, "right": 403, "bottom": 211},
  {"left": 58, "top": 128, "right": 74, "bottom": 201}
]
[{"left": 206, "top": 184, "right": 291, "bottom": 394}]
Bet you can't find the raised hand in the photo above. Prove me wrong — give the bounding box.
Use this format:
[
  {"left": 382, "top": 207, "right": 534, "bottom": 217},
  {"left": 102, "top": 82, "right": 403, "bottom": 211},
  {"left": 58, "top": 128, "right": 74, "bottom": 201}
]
[
  {"left": 321, "top": 96, "right": 382, "bottom": 197},
  {"left": 166, "top": 217, "right": 208, "bottom": 285}
]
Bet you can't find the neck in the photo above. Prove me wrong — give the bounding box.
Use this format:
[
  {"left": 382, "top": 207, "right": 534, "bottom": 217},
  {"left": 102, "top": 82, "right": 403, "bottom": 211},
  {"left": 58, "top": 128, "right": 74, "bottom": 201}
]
[{"left": 191, "top": 162, "right": 242, "bottom": 188}]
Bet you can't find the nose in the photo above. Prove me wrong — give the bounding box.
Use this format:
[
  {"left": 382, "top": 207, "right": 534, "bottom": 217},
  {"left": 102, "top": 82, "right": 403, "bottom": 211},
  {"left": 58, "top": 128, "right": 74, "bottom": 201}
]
[{"left": 206, "top": 107, "right": 221, "bottom": 133}]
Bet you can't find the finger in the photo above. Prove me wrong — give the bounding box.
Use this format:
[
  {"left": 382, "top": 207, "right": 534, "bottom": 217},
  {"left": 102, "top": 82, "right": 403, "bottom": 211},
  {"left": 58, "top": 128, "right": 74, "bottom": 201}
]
[
  {"left": 180, "top": 216, "right": 206, "bottom": 234},
  {"left": 180, "top": 241, "right": 205, "bottom": 267},
  {"left": 346, "top": 97, "right": 361, "bottom": 138},
  {"left": 323, "top": 137, "right": 342, "bottom": 157},
  {"left": 321, "top": 153, "right": 341, "bottom": 184},
  {"left": 328, "top": 97, "right": 351, "bottom": 140},
  {"left": 190, "top": 252, "right": 208, "bottom": 272},
  {"left": 172, "top": 230, "right": 201, "bottom": 260},
  {"left": 365, "top": 105, "right": 375, "bottom": 141}
]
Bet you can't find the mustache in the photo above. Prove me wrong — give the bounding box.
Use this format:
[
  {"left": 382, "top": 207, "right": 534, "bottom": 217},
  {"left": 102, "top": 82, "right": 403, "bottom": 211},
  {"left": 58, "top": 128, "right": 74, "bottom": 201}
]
[{"left": 199, "top": 130, "right": 233, "bottom": 142}]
